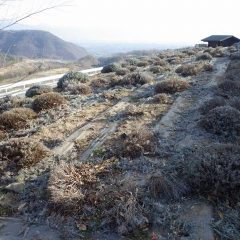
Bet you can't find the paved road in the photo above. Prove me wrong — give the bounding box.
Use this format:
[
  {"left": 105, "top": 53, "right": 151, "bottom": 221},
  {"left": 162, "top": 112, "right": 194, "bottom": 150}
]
[{"left": 0, "top": 67, "right": 103, "bottom": 98}]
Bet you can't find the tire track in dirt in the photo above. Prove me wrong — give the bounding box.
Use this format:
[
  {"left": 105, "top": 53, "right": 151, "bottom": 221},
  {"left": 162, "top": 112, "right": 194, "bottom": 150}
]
[{"left": 53, "top": 97, "right": 131, "bottom": 156}]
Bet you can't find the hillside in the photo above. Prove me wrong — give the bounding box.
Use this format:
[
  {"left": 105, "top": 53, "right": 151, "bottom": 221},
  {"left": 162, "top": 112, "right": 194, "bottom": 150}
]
[
  {"left": 0, "top": 30, "right": 88, "bottom": 61},
  {"left": 0, "top": 46, "right": 240, "bottom": 239}
]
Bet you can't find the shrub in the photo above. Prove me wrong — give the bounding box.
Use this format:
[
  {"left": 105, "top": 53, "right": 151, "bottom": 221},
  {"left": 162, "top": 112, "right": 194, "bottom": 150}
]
[
  {"left": 150, "top": 93, "right": 172, "bottom": 104},
  {"left": 230, "top": 52, "right": 240, "bottom": 60},
  {"left": 149, "top": 66, "right": 170, "bottom": 74},
  {"left": 0, "top": 96, "right": 33, "bottom": 113},
  {"left": 225, "top": 61, "right": 240, "bottom": 81},
  {"left": 176, "top": 64, "right": 200, "bottom": 76},
  {"left": 126, "top": 58, "right": 139, "bottom": 66},
  {"left": 123, "top": 105, "right": 144, "bottom": 117},
  {"left": 0, "top": 138, "right": 50, "bottom": 170},
  {"left": 48, "top": 162, "right": 104, "bottom": 211},
  {"left": 176, "top": 62, "right": 213, "bottom": 76},
  {"left": 0, "top": 108, "right": 36, "bottom": 130},
  {"left": 182, "top": 144, "right": 240, "bottom": 198},
  {"left": 128, "top": 66, "right": 137, "bottom": 72},
  {"left": 66, "top": 83, "right": 92, "bottom": 95},
  {"left": 167, "top": 57, "right": 183, "bottom": 65},
  {"left": 153, "top": 59, "right": 167, "bottom": 66},
  {"left": 0, "top": 130, "right": 6, "bottom": 141},
  {"left": 115, "top": 68, "right": 130, "bottom": 76},
  {"left": 228, "top": 46, "right": 238, "bottom": 54},
  {"left": 218, "top": 80, "right": 240, "bottom": 96},
  {"left": 155, "top": 77, "right": 190, "bottom": 94},
  {"left": 182, "top": 49, "right": 196, "bottom": 56},
  {"left": 48, "top": 161, "right": 148, "bottom": 234},
  {"left": 25, "top": 85, "right": 52, "bottom": 98},
  {"left": 120, "top": 72, "right": 154, "bottom": 86},
  {"left": 200, "top": 106, "right": 240, "bottom": 137},
  {"left": 210, "top": 47, "right": 225, "bottom": 57},
  {"left": 202, "top": 62, "right": 213, "bottom": 71},
  {"left": 136, "top": 61, "right": 148, "bottom": 67},
  {"left": 148, "top": 172, "right": 188, "bottom": 200},
  {"left": 196, "top": 53, "right": 213, "bottom": 61},
  {"left": 32, "top": 92, "right": 67, "bottom": 112},
  {"left": 115, "top": 128, "right": 157, "bottom": 158},
  {"left": 101, "top": 63, "right": 120, "bottom": 73},
  {"left": 229, "top": 97, "right": 240, "bottom": 111},
  {"left": 57, "top": 71, "right": 89, "bottom": 89},
  {"left": 199, "top": 97, "right": 226, "bottom": 115},
  {"left": 90, "top": 78, "right": 109, "bottom": 89}
]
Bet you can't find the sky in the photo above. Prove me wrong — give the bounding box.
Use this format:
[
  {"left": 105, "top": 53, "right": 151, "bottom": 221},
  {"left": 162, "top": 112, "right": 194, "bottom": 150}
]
[{"left": 0, "top": 0, "right": 240, "bottom": 45}]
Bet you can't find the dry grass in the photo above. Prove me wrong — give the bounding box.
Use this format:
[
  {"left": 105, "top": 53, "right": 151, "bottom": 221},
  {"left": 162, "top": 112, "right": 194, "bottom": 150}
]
[
  {"left": 48, "top": 160, "right": 148, "bottom": 234},
  {"left": 114, "top": 128, "right": 157, "bottom": 158},
  {"left": 167, "top": 57, "right": 183, "bottom": 65},
  {"left": 90, "top": 78, "right": 110, "bottom": 89},
  {"left": 182, "top": 144, "right": 240, "bottom": 199},
  {"left": 0, "top": 108, "right": 36, "bottom": 130},
  {"left": 202, "top": 62, "right": 213, "bottom": 72},
  {"left": 32, "top": 92, "right": 67, "bottom": 112},
  {"left": 25, "top": 85, "right": 52, "bottom": 98},
  {"left": 176, "top": 63, "right": 200, "bottom": 76},
  {"left": 115, "top": 68, "right": 130, "bottom": 76},
  {"left": 123, "top": 105, "right": 144, "bottom": 117},
  {"left": 200, "top": 106, "right": 240, "bottom": 137},
  {"left": 199, "top": 97, "right": 226, "bottom": 115},
  {"left": 112, "top": 72, "right": 154, "bottom": 87},
  {"left": 136, "top": 61, "right": 148, "bottom": 67},
  {"left": 230, "top": 52, "right": 240, "bottom": 60},
  {"left": 66, "top": 83, "right": 92, "bottom": 95},
  {"left": 0, "top": 130, "right": 6, "bottom": 141},
  {"left": 176, "top": 62, "right": 213, "bottom": 77},
  {"left": 228, "top": 46, "right": 238, "bottom": 54},
  {"left": 155, "top": 77, "right": 190, "bottom": 94},
  {"left": 0, "top": 96, "right": 33, "bottom": 113},
  {"left": 210, "top": 47, "right": 225, "bottom": 57},
  {"left": 153, "top": 59, "right": 168, "bottom": 66},
  {"left": 149, "top": 66, "right": 170, "bottom": 74},
  {"left": 196, "top": 53, "right": 213, "bottom": 61},
  {"left": 218, "top": 80, "right": 240, "bottom": 96},
  {"left": 48, "top": 162, "right": 104, "bottom": 210},
  {"left": 229, "top": 97, "right": 240, "bottom": 111},
  {"left": 128, "top": 66, "right": 137, "bottom": 72},
  {"left": 0, "top": 138, "right": 50, "bottom": 171},
  {"left": 148, "top": 172, "right": 188, "bottom": 200},
  {"left": 225, "top": 60, "right": 240, "bottom": 81},
  {"left": 150, "top": 93, "right": 172, "bottom": 104}
]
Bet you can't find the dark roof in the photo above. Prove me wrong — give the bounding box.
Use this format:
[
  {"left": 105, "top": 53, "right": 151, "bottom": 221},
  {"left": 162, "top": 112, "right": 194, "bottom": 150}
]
[{"left": 202, "top": 35, "right": 239, "bottom": 42}]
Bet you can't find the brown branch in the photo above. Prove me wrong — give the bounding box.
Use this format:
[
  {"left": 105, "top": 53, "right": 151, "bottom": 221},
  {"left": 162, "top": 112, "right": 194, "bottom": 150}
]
[{"left": 0, "top": 2, "right": 70, "bottom": 30}]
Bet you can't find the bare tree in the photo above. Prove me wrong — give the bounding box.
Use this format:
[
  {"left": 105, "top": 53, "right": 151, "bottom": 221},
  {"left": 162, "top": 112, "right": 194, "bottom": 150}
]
[{"left": 0, "top": 0, "right": 72, "bottom": 30}]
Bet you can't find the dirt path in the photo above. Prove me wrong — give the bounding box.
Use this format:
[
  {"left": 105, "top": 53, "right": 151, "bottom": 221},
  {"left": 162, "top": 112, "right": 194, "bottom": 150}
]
[
  {"left": 0, "top": 217, "right": 61, "bottom": 240},
  {"left": 154, "top": 57, "right": 229, "bottom": 239}
]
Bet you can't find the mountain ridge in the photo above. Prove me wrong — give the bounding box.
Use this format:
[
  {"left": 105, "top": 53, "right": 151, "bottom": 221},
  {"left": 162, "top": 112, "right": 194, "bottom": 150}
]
[{"left": 0, "top": 30, "right": 88, "bottom": 61}]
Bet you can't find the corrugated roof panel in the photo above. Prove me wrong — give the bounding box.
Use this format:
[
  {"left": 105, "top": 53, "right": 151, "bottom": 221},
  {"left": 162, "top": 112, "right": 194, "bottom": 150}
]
[{"left": 202, "top": 35, "right": 234, "bottom": 42}]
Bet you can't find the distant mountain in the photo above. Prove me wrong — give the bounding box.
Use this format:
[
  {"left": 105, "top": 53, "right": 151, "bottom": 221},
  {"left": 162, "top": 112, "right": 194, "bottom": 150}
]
[{"left": 0, "top": 30, "right": 88, "bottom": 61}]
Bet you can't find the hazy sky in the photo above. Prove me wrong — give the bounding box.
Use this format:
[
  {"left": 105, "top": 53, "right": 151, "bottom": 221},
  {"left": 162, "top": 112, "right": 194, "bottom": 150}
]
[{"left": 1, "top": 0, "right": 240, "bottom": 44}]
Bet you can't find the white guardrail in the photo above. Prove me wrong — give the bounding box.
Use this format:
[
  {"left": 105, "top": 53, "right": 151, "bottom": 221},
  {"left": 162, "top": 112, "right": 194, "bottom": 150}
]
[{"left": 0, "top": 67, "right": 103, "bottom": 98}]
